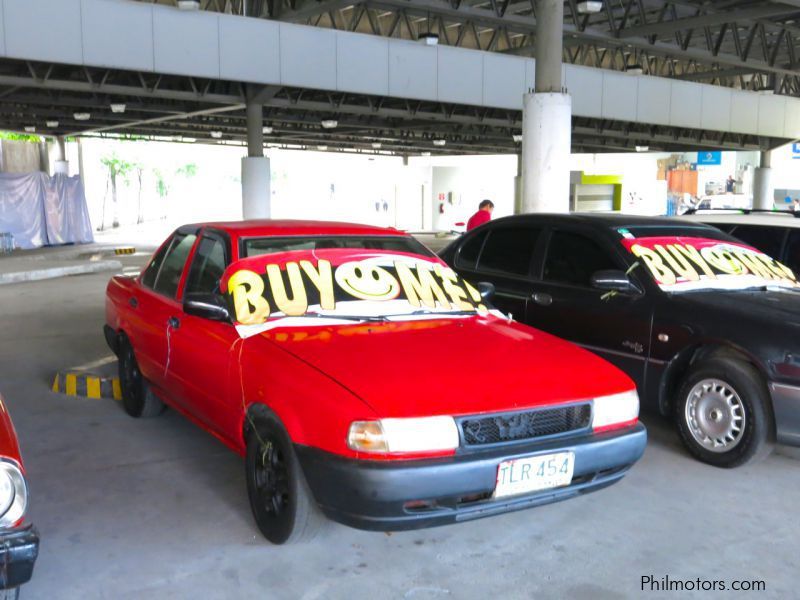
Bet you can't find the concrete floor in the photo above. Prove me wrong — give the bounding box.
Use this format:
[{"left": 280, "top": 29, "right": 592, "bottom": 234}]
[{"left": 1, "top": 253, "right": 798, "bottom": 599}]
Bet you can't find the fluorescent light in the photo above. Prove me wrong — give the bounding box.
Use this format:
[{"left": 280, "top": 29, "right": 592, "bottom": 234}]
[
  {"left": 177, "top": 0, "right": 200, "bottom": 10},
  {"left": 433, "top": 139, "right": 446, "bottom": 147},
  {"left": 317, "top": 145, "right": 328, "bottom": 151},
  {"left": 512, "top": 134, "right": 523, "bottom": 143},
  {"left": 74, "top": 112, "right": 91, "bottom": 121},
  {"left": 110, "top": 103, "right": 126, "bottom": 114},
  {"left": 182, "top": 137, "right": 197, "bottom": 143},
  {"left": 46, "top": 120, "right": 59, "bottom": 128},
  {"left": 24, "top": 126, "right": 35, "bottom": 133},
  {"left": 421, "top": 151, "right": 431, "bottom": 157},
  {"left": 262, "top": 125, "right": 273, "bottom": 134},
  {"left": 371, "top": 142, "right": 382, "bottom": 149},
  {"left": 635, "top": 145, "right": 649, "bottom": 152},
  {"left": 210, "top": 131, "right": 223, "bottom": 139},
  {"left": 320, "top": 119, "right": 338, "bottom": 129},
  {"left": 577, "top": 1, "right": 603, "bottom": 13},
  {"left": 626, "top": 64, "right": 644, "bottom": 75},
  {"left": 419, "top": 33, "right": 439, "bottom": 46}
]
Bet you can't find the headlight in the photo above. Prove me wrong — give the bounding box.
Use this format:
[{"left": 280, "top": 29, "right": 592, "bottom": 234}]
[
  {"left": 348, "top": 416, "right": 460, "bottom": 453},
  {"left": 0, "top": 460, "right": 27, "bottom": 528},
  {"left": 592, "top": 389, "right": 639, "bottom": 433}
]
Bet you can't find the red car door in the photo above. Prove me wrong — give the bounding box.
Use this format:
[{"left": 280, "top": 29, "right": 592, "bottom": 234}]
[{"left": 163, "top": 232, "right": 241, "bottom": 439}]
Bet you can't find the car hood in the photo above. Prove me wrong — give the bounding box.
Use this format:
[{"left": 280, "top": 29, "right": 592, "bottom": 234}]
[
  {"left": 258, "top": 315, "right": 634, "bottom": 418},
  {"left": 672, "top": 288, "right": 800, "bottom": 328}
]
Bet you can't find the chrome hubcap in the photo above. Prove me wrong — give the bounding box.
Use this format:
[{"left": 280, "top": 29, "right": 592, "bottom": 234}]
[{"left": 685, "top": 378, "right": 745, "bottom": 452}]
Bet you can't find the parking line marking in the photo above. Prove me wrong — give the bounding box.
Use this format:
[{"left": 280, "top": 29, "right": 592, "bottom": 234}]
[{"left": 65, "top": 374, "right": 77, "bottom": 396}]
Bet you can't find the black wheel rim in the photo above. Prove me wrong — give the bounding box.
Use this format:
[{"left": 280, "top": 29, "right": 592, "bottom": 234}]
[{"left": 253, "top": 438, "right": 290, "bottom": 517}]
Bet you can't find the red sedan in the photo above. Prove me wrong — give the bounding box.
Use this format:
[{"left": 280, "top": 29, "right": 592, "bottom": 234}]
[
  {"left": 0, "top": 395, "right": 38, "bottom": 594},
  {"left": 104, "top": 220, "right": 646, "bottom": 544}
]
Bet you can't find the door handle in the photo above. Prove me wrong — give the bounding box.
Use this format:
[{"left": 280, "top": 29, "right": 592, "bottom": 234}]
[
  {"left": 128, "top": 297, "right": 138, "bottom": 309},
  {"left": 168, "top": 316, "right": 181, "bottom": 329},
  {"left": 532, "top": 292, "right": 553, "bottom": 306}
]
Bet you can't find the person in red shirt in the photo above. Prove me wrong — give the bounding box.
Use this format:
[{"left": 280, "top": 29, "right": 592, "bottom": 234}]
[{"left": 466, "top": 199, "right": 494, "bottom": 231}]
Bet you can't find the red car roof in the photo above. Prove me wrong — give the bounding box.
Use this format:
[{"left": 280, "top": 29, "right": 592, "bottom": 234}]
[{"left": 197, "top": 220, "right": 408, "bottom": 237}]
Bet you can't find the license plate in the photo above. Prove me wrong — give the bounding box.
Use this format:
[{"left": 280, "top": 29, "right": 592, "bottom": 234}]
[{"left": 493, "top": 452, "right": 575, "bottom": 499}]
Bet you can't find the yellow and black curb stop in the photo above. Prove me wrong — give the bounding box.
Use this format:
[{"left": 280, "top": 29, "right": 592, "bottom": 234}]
[
  {"left": 114, "top": 247, "right": 136, "bottom": 255},
  {"left": 52, "top": 371, "right": 122, "bottom": 401}
]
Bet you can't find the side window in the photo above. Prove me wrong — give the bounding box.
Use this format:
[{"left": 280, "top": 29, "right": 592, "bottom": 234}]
[
  {"left": 185, "top": 236, "right": 227, "bottom": 295},
  {"left": 477, "top": 227, "right": 540, "bottom": 276},
  {"left": 783, "top": 230, "right": 800, "bottom": 276},
  {"left": 456, "top": 230, "right": 488, "bottom": 269},
  {"left": 141, "top": 238, "right": 172, "bottom": 289},
  {"left": 153, "top": 234, "right": 197, "bottom": 298},
  {"left": 729, "top": 225, "right": 785, "bottom": 259},
  {"left": 544, "top": 230, "right": 617, "bottom": 288}
]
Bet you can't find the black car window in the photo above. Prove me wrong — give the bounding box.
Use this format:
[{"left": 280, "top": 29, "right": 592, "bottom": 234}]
[
  {"left": 456, "top": 230, "right": 488, "bottom": 269},
  {"left": 783, "top": 230, "right": 800, "bottom": 275},
  {"left": 153, "top": 234, "right": 197, "bottom": 299},
  {"left": 141, "top": 237, "right": 172, "bottom": 289},
  {"left": 185, "top": 236, "right": 227, "bottom": 295},
  {"left": 729, "top": 225, "right": 785, "bottom": 259},
  {"left": 544, "top": 230, "right": 617, "bottom": 288},
  {"left": 476, "top": 227, "right": 540, "bottom": 276}
]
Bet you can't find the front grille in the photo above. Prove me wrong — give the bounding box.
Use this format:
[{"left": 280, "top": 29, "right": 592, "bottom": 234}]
[{"left": 460, "top": 403, "right": 591, "bottom": 446}]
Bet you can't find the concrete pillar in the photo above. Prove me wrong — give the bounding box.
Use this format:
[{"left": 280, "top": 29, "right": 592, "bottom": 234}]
[
  {"left": 54, "top": 136, "right": 69, "bottom": 175},
  {"left": 241, "top": 99, "right": 271, "bottom": 219},
  {"left": 520, "top": 0, "right": 572, "bottom": 213},
  {"left": 514, "top": 153, "right": 523, "bottom": 214},
  {"left": 753, "top": 150, "right": 773, "bottom": 210}
]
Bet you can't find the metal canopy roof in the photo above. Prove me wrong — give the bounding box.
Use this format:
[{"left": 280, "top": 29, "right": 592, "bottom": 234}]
[{"left": 0, "top": 0, "right": 797, "bottom": 155}]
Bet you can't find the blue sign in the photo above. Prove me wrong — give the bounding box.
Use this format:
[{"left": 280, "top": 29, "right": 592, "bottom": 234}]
[
  {"left": 697, "top": 151, "right": 722, "bottom": 165},
  {"left": 792, "top": 142, "right": 800, "bottom": 159}
]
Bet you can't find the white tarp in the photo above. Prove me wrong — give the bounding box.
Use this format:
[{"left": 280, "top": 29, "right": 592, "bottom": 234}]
[{"left": 0, "top": 172, "right": 93, "bottom": 249}]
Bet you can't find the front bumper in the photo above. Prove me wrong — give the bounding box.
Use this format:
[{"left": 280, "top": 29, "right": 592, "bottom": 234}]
[
  {"left": 770, "top": 382, "right": 800, "bottom": 446},
  {"left": 296, "top": 423, "right": 647, "bottom": 531},
  {"left": 0, "top": 525, "right": 39, "bottom": 590}
]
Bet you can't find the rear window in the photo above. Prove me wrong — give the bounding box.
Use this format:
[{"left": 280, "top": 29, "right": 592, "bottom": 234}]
[
  {"left": 729, "top": 225, "right": 786, "bottom": 260},
  {"left": 242, "top": 235, "right": 433, "bottom": 258}
]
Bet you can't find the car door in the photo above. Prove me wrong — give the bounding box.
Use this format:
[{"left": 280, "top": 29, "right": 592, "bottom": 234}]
[
  {"left": 452, "top": 224, "right": 543, "bottom": 321},
  {"left": 130, "top": 232, "right": 197, "bottom": 392},
  {"left": 524, "top": 227, "right": 653, "bottom": 389},
  {"left": 165, "top": 231, "right": 241, "bottom": 436}
]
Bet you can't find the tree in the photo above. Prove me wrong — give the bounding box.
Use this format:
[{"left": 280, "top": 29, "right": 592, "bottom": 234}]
[
  {"left": 153, "top": 168, "right": 169, "bottom": 221},
  {"left": 132, "top": 162, "right": 145, "bottom": 224},
  {"left": 100, "top": 155, "right": 134, "bottom": 229}
]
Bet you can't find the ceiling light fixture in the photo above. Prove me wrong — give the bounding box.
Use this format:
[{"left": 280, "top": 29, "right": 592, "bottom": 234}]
[
  {"left": 210, "top": 131, "right": 223, "bottom": 139},
  {"left": 432, "top": 139, "right": 446, "bottom": 147},
  {"left": 262, "top": 125, "right": 273, "bottom": 134},
  {"left": 317, "top": 145, "right": 329, "bottom": 151},
  {"left": 419, "top": 33, "right": 439, "bottom": 46},
  {"left": 421, "top": 151, "right": 431, "bottom": 157},
  {"left": 512, "top": 134, "right": 523, "bottom": 143},
  {"left": 24, "top": 126, "right": 35, "bottom": 133},
  {"left": 46, "top": 120, "right": 59, "bottom": 128},
  {"left": 577, "top": 1, "right": 603, "bottom": 14},
  {"left": 110, "top": 103, "right": 126, "bottom": 114},
  {"left": 320, "top": 119, "right": 338, "bottom": 129},
  {"left": 74, "top": 112, "right": 91, "bottom": 121},
  {"left": 177, "top": 0, "right": 201, "bottom": 10},
  {"left": 626, "top": 63, "right": 644, "bottom": 75},
  {"left": 371, "top": 142, "right": 382, "bottom": 149},
  {"left": 635, "top": 145, "right": 649, "bottom": 152}
]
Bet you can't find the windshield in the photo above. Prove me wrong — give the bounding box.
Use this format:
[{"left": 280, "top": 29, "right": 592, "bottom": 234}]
[
  {"left": 220, "top": 249, "right": 491, "bottom": 337},
  {"left": 615, "top": 226, "right": 798, "bottom": 293},
  {"left": 242, "top": 235, "right": 434, "bottom": 258}
]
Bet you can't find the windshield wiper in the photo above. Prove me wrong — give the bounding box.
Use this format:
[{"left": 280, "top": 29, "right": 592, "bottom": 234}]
[
  {"left": 300, "top": 312, "right": 389, "bottom": 323},
  {"left": 408, "top": 309, "right": 480, "bottom": 317}
]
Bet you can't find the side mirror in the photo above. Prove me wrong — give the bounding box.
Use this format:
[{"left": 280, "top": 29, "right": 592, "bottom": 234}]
[
  {"left": 477, "top": 281, "right": 495, "bottom": 302},
  {"left": 184, "top": 292, "right": 231, "bottom": 322},
  {"left": 590, "top": 270, "right": 640, "bottom": 295}
]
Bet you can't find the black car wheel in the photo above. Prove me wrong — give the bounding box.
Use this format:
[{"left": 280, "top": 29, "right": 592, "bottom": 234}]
[
  {"left": 245, "top": 415, "right": 325, "bottom": 544},
  {"left": 118, "top": 335, "right": 164, "bottom": 418},
  {"left": 676, "top": 358, "right": 774, "bottom": 468}
]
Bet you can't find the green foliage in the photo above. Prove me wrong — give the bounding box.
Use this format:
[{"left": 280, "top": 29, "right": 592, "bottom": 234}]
[
  {"left": 100, "top": 154, "right": 135, "bottom": 184},
  {"left": 0, "top": 131, "right": 41, "bottom": 143},
  {"left": 153, "top": 168, "right": 169, "bottom": 199},
  {"left": 176, "top": 163, "right": 198, "bottom": 178}
]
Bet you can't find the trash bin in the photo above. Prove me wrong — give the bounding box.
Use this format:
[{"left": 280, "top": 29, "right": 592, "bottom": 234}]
[{"left": 0, "top": 232, "right": 14, "bottom": 254}]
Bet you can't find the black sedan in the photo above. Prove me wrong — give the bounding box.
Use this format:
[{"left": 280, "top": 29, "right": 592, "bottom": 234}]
[{"left": 441, "top": 214, "right": 800, "bottom": 468}]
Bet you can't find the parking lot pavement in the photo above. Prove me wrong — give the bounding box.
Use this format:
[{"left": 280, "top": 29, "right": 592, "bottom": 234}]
[{"left": 1, "top": 266, "right": 797, "bottom": 599}]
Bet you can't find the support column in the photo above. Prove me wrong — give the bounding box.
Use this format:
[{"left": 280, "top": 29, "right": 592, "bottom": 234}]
[
  {"left": 54, "top": 136, "right": 69, "bottom": 175},
  {"left": 241, "top": 98, "right": 271, "bottom": 219},
  {"left": 753, "top": 150, "right": 773, "bottom": 210},
  {"left": 514, "top": 153, "right": 523, "bottom": 213},
  {"left": 520, "top": 0, "right": 571, "bottom": 214}
]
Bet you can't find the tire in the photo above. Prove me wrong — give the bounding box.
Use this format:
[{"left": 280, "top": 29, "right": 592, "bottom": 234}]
[
  {"left": 0, "top": 588, "right": 20, "bottom": 600},
  {"left": 675, "top": 358, "right": 774, "bottom": 468},
  {"left": 118, "top": 335, "right": 164, "bottom": 418},
  {"left": 245, "top": 415, "right": 326, "bottom": 544}
]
